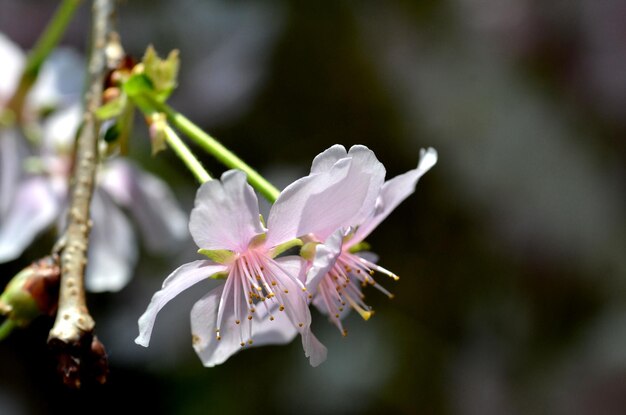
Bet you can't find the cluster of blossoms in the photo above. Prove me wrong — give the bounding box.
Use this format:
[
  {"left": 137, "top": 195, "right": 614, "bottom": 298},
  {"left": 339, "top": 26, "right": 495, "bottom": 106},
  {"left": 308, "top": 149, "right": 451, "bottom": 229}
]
[
  {"left": 136, "top": 145, "right": 437, "bottom": 366},
  {"left": 0, "top": 33, "right": 187, "bottom": 292}
]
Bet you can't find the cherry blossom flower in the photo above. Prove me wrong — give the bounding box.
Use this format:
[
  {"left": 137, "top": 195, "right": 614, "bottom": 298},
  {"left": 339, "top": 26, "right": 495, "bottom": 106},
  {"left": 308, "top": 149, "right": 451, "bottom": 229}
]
[
  {"left": 305, "top": 146, "right": 438, "bottom": 335},
  {"left": 0, "top": 33, "right": 187, "bottom": 292},
  {"left": 136, "top": 146, "right": 385, "bottom": 367}
]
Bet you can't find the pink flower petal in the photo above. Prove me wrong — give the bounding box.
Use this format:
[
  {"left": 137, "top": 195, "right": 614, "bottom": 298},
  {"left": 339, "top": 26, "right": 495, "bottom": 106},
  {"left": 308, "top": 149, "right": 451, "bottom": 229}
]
[
  {"left": 305, "top": 228, "right": 344, "bottom": 290},
  {"left": 0, "top": 33, "right": 24, "bottom": 106},
  {"left": 0, "top": 176, "right": 59, "bottom": 262},
  {"left": 300, "top": 327, "right": 327, "bottom": 367},
  {"left": 309, "top": 144, "right": 349, "bottom": 174},
  {"left": 189, "top": 170, "right": 265, "bottom": 252},
  {"left": 267, "top": 145, "right": 385, "bottom": 245},
  {"left": 0, "top": 129, "right": 24, "bottom": 215},
  {"left": 190, "top": 284, "right": 301, "bottom": 367},
  {"left": 273, "top": 256, "right": 327, "bottom": 366},
  {"left": 135, "top": 260, "right": 227, "bottom": 347},
  {"left": 350, "top": 147, "right": 437, "bottom": 245},
  {"left": 26, "top": 48, "right": 84, "bottom": 112}
]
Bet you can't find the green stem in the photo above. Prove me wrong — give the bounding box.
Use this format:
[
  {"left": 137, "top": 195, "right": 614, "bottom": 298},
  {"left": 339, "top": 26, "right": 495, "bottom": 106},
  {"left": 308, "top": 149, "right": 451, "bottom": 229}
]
[
  {"left": 147, "top": 98, "right": 281, "bottom": 203},
  {"left": 0, "top": 319, "right": 16, "bottom": 341},
  {"left": 163, "top": 125, "right": 212, "bottom": 183},
  {"left": 8, "top": 0, "right": 83, "bottom": 117}
]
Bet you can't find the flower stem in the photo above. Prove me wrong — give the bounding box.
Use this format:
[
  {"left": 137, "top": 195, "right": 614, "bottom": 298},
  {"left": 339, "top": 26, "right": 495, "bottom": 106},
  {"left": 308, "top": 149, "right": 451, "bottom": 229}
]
[
  {"left": 163, "top": 125, "right": 212, "bottom": 183},
  {"left": 8, "top": 0, "right": 83, "bottom": 118},
  {"left": 146, "top": 98, "right": 280, "bottom": 203}
]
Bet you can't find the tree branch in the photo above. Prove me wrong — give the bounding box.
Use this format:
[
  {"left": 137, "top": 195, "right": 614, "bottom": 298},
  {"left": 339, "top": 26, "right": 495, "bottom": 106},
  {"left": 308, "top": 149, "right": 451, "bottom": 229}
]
[{"left": 47, "top": 0, "right": 117, "bottom": 387}]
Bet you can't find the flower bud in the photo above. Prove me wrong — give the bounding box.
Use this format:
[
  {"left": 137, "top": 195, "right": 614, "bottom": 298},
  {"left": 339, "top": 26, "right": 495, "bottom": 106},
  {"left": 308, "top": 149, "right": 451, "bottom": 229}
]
[{"left": 0, "top": 256, "right": 60, "bottom": 331}]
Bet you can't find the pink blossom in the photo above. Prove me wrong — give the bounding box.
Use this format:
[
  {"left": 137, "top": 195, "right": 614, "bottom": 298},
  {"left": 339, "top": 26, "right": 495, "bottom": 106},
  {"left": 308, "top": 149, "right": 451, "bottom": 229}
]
[
  {"left": 305, "top": 146, "right": 438, "bottom": 334},
  {"left": 136, "top": 146, "right": 386, "bottom": 366}
]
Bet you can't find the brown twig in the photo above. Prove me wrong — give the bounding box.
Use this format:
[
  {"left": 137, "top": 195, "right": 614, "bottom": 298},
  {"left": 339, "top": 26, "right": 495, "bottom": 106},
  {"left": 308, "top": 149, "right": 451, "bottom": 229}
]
[{"left": 47, "top": 0, "right": 117, "bottom": 387}]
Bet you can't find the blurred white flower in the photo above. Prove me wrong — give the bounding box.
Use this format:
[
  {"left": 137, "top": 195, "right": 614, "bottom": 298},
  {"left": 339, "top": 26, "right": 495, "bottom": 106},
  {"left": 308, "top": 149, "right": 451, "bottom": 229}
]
[{"left": 0, "top": 33, "right": 188, "bottom": 292}]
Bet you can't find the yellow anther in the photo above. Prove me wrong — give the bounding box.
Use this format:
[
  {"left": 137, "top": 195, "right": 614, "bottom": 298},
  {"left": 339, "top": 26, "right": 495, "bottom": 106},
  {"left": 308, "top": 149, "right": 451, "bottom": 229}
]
[
  {"left": 279, "top": 305, "right": 285, "bottom": 311},
  {"left": 235, "top": 320, "right": 240, "bottom": 325},
  {"left": 248, "top": 339, "right": 253, "bottom": 345},
  {"left": 269, "top": 316, "right": 275, "bottom": 321},
  {"left": 240, "top": 342, "right": 245, "bottom": 347},
  {"left": 298, "top": 323, "right": 303, "bottom": 327},
  {"left": 248, "top": 315, "right": 253, "bottom": 320},
  {"left": 342, "top": 329, "right": 348, "bottom": 337}
]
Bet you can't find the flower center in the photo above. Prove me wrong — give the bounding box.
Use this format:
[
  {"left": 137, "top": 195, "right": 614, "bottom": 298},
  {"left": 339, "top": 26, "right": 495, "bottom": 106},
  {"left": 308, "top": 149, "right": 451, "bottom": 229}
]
[{"left": 215, "top": 249, "right": 309, "bottom": 347}]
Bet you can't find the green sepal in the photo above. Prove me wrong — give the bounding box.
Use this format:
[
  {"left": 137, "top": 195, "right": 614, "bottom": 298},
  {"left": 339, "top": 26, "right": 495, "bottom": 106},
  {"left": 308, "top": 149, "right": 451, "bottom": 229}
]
[
  {"left": 249, "top": 233, "right": 267, "bottom": 247},
  {"left": 142, "top": 45, "right": 179, "bottom": 102},
  {"left": 209, "top": 271, "right": 229, "bottom": 280},
  {"left": 300, "top": 242, "right": 319, "bottom": 261},
  {"left": 95, "top": 94, "right": 127, "bottom": 120},
  {"left": 269, "top": 238, "right": 303, "bottom": 258},
  {"left": 198, "top": 248, "right": 236, "bottom": 264},
  {"left": 123, "top": 73, "right": 154, "bottom": 99},
  {"left": 348, "top": 241, "right": 371, "bottom": 253}
]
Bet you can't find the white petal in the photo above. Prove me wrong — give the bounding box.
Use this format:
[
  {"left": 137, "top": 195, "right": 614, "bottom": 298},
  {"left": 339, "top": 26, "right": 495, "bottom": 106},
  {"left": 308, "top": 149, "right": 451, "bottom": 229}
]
[
  {"left": 309, "top": 144, "right": 347, "bottom": 174},
  {"left": 100, "top": 160, "right": 188, "bottom": 253},
  {"left": 85, "top": 191, "right": 138, "bottom": 292},
  {"left": 26, "top": 48, "right": 84, "bottom": 111},
  {"left": 136, "top": 260, "right": 227, "bottom": 347},
  {"left": 0, "top": 129, "right": 24, "bottom": 215},
  {"left": 41, "top": 103, "right": 82, "bottom": 154},
  {"left": 189, "top": 170, "right": 265, "bottom": 252},
  {"left": 351, "top": 147, "right": 437, "bottom": 244},
  {"left": 267, "top": 145, "right": 385, "bottom": 245},
  {"left": 305, "top": 229, "right": 344, "bottom": 291},
  {"left": 301, "top": 327, "right": 327, "bottom": 367},
  {"left": 0, "top": 33, "right": 24, "bottom": 106},
  {"left": 191, "top": 284, "right": 300, "bottom": 367},
  {"left": 273, "top": 256, "right": 327, "bottom": 366},
  {"left": 0, "top": 177, "right": 59, "bottom": 262}
]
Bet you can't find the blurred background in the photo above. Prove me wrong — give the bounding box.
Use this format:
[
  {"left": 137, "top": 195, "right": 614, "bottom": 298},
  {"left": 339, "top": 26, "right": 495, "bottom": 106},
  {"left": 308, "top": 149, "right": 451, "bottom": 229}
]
[{"left": 1, "top": 0, "right": 626, "bottom": 413}]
